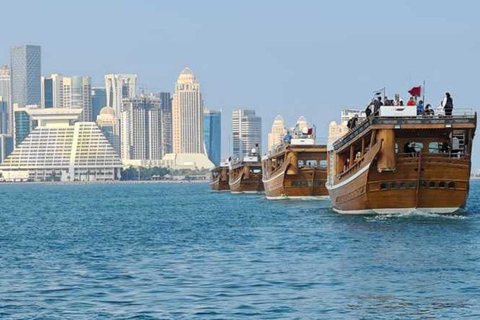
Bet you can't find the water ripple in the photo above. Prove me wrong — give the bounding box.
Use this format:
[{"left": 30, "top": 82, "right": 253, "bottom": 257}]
[{"left": 0, "top": 181, "right": 480, "bottom": 318}]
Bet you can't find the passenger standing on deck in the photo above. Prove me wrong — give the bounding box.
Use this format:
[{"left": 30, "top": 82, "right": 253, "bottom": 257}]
[
  {"left": 365, "top": 103, "right": 372, "bottom": 117},
  {"left": 417, "top": 100, "right": 424, "bottom": 115},
  {"left": 373, "top": 97, "right": 383, "bottom": 114},
  {"left": 441, "top": 92, "right": 454, "bottom": 116},
  {"left": 407, "top": 96, "right": 416, "bottom": 106},
  {"left": 423, "top": 104, "right": 434, "bottom": 116}
]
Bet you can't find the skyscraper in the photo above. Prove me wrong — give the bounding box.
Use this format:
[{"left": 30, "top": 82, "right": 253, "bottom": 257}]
[
  {"left": 120, "top": 96, "right": 163, "bottom": 161},
  {"left": 10, "top": 45, "right": 41, "bottom": 108},
  {"left": 0, "top": 65, "right": 12, "bottom": 134},
  {"left": 13, "top": 103, "right": 40, "bottom": 147},
  {"left": 104, "top": 74, "right": 137, "bottom": 116},
  {"left": 232, "top": 109, "right": 262, "bottom": 158},
  {"left": 172, "top": 67, "right": 204, "bottom": 154},
  {"left": 159, "top": 92, "right": 172, "bottom": 155},
  {"left": 62, "top": 76, "right": 92, "bottom": 122},
  {"left": 96, "top": 106, "right": 120, "bottom": 155},
  {"left": 267, "top": 115, "right": 287, "bottom": 152},
  {"left": 91, "top": 87, "right": 106, "bottom": 120},
  {"left": 204, "top": 109, "right": 221, "bottom": 166},
  {"left": 41, "top": 73, "right": 63, "bottom": 108},
  {"left": 0, "top": 97, "right": 8, "bottom": 134}
]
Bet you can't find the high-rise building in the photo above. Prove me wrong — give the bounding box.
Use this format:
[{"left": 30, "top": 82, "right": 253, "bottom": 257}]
[
  {"left": 41, "top": 73, "right": 64, "bottom": 108},
  {"left": 62, "top": 76, "right": 92, "bottom": 122},
  {"left": 232, "top": 109, "right": 262, "bottom": 158},
  {"left": 10, "top": 45, "right": 41, "bottom": 108},
  {"left": 104, "top": 74, "right": 137, "bottom": 116},
  {"left": 267, "top": 115, "right": 287, "bottom": 152},
  {"left": 204, "top": 109, "right": 221, "bottom": 166},
  {"left": 172, "top": 67, "right": 204, "bottom": 154},
  {"left": 96, "top": 106, "right": 120, "bottom": 155},
  {"left": 0, "top": 108, "right": 122, "bottom": 181},
  {"left": 294, "top": 116, "right": 308, "bottom": 132},
  {"left": 0, "top": 97, "right": 8, "bottom": 134},
  {"left": 13, "top": 104, "right": 40, "bottom": 146},
  {"left": 0, "top": 134, "right": 13, "bottom": 164},
  {"left": 0, "top": 65, "right": 12, "bottom": 134},
  {"left": 159, "top": 92, "right": 172, "bottom": 155},
  {"left": 92, "top": 87, "right": 106, "bottom": 120},
  {"left": 120, "top": 96, "right": 163, "bottom": 161}
]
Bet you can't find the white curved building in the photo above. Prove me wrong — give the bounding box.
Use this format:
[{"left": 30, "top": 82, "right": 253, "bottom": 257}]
[
  {"left": 172, "top": 67, "right": 204, "bottom": 154},
  {"left": 0, "top": 108, "right": 122, "bottom": 182}
]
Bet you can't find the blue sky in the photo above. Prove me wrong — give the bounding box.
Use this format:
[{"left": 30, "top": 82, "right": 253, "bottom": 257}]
[{"left": 1, "top": 0, "right": 479, "bottom": 166}]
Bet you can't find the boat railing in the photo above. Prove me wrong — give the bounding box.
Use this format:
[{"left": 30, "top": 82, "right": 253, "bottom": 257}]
[
  {"left": 397, "top": 152, "right": 468, "bottom": 160},
  {"left": 337, "top": 156, "right": 365, "bottom": 180},
  {"left": 333, "top": 109, "right": 477, "bottom": 150}
]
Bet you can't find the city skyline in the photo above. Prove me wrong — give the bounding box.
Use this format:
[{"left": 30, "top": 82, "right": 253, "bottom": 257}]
[{"left": 1, "top": 1, "right": 480, "bottom": 167}]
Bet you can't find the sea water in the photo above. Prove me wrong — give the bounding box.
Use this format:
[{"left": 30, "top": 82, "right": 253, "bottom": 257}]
[{"left": 0, "top": 181, "right": 479, "bottom": 319}]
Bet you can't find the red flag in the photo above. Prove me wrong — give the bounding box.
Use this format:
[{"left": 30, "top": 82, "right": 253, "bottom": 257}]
[
  {"left": 408, "top": 86, "right": 422, "bottom": 97},
  {"left": 307, "top": 128, "right": 313, "bottom": 135}
]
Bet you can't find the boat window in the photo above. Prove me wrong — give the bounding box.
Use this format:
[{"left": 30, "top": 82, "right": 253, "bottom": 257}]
[
  {"left": 429, "top": 181, "right": 436, "bottom": 188},
  {"left": 390, "top": 182, "right": 397, "bottom": 189},
  {"left": 251, "top": 168, "right": 261, "bottom": 174},
  {"left": 408, "top": 181, "right": 416, "bottom": 188},
  {"left": 411, "top": 142, "right": 424, "bottom": 152},
  {"left": 319, "top": 160, "right": 327, "bottom": 169},
  {"left": 448, "top": 182, "right": 455, "bottom": 189},
  {"left": 298, "top": 160, "right": 305, "bottom": 168},
  {"left": 395, "top": 143, "right": 399, "bottom": 154},
  {"left": 305, "top": 160, "right": 317, "bottom": 168},
  {"left": 380, "top": 183, "right": 388, "bottom": 190},
  {"left": 428, "top": 142, "right": 448, "bottom": 154},
  {"left": 400, "top": 182, "right": 407, "bottom": 189},
  {"left": 420, "top": 180, "right": 426, "bottom": 188},
  {"left": 439, "top": 181, "right": 446, "bottom": 188}
]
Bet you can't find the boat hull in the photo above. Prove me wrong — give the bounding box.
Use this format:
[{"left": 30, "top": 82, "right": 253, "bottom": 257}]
[
  {"left": 263, "top": 168, "right": 328, "bottom": 199},
  {"left": 327, "top": 156, "right": 470, "bottom": 214},
  {"left": 229, "top": 173, "right": 264, "bottom": 193},
  {"left": 209, "top": 177, "right": 230, "bottom": 191}
]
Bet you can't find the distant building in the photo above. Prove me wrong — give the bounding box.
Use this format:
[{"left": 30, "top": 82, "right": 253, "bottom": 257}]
[
  {"left": 10, "top": 45, "right": 41, "bottom": 108},
  {"left": 328, "top": 110, "right": 365, "bottom": 144},
  {"left": 0, "top": 65, "right": 12, "bottom": 134},
  {"left": 62, "top": 76, "right": 92, "bottom": 122},
  {"left": 0, "top": 97, "right": 8, "bottom": 134},
  {"left": 91, "top": 87, "right": 106, "bottom": 120},
  {"left": 204, "top": 109, "right": 221, "bottom": 166},
  {"left": 159, "top": 92, "right": 172, "bottom": 155},
  {"left": 232, "top": 109, "right": 262, "bottom": 158},
  {"left": 0, "top": 108, "right": 122, "bottom": 182},
  {"left": 0, "top": 134, "right": 13, "bottom": 164},
  {"left": 96, "top": 106, "right": 120, "bottom": 155},
  {"left": 13, "top": 103, "right": 40, "bottom": 146},
  {"left": 172, "top": 67, "right": 204, "bottom": 154},
  {"left": 41, "top": 74, "right": 92, "bottom": 121},
  {"left": 120, "top": 96, "right": 163, "bottom": 161},
  {"left": 267, "top": 115, "right": 287, "bottom": 152},
  {"left": 294, "top": 116, "right": 308, "bottom": 132},
  {"left": 104, "top": 74, "right": 137, "bottom": 116},
  {"left": 41, "top": 73, "right": 64, "bottom": 108}
]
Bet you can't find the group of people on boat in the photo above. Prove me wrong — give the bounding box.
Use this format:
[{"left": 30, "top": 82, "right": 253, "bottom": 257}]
[{"left": 364, "top": 92, "right": 454, "bottom": 119}]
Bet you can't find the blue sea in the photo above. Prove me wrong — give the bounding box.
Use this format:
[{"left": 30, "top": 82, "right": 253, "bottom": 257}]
[{"left": 1, "top": 181, "right": 480, "bottom": 319}]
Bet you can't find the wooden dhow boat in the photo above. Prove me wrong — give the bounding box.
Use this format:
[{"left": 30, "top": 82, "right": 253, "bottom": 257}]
[
  {"left": 229, "top": 149, "right": 264, "bottom": 193},
  {"left": 209, "top": 161, "right": 230, "bottom": 192},
  {"left": 326, "top": 105, "right": 477, "bottom": 214},
  {"left": 262, "top": 129, "right": 328, "bottom": 199}
]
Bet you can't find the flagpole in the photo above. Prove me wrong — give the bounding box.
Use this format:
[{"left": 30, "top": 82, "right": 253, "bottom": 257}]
[{"left": 422, "top": 80, "right": 426, "bottom": 103}]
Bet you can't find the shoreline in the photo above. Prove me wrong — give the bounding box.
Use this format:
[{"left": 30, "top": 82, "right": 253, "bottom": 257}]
[{"left": 0, "top": 180, "right": 209, "bottom": 186}]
